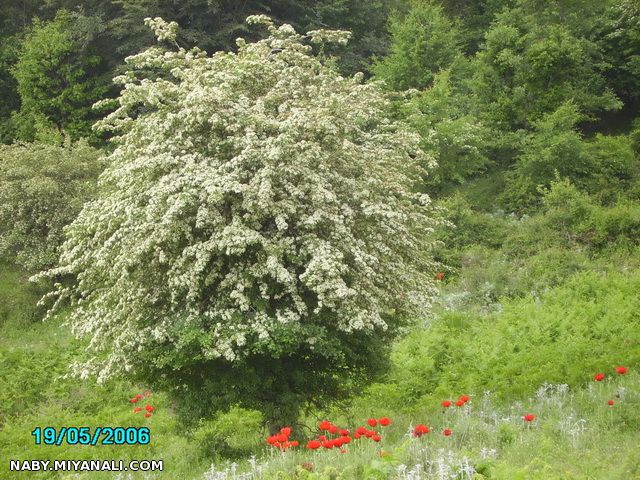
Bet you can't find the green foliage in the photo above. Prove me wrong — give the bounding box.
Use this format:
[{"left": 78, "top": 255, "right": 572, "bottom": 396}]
[
  {"left": 388, "top": 269, "right": 640, "bottom": 404},
  {"left": 193, "top": 407, "right": 263, "bottom": 459},
  {"left": 601, "top": 0, "right": 640, "bottom": 102},
  {"left": 11, "top": 10, "right": 109, "bottom": 141},
  {"left": 463, "top": 2, "right": 622, "bottom": 146},
  {"left": 372, "top": 1, "right": 462, "bottom": 90},
  {"left": 0, "top": 140, "right": 104, "bottom": 272},
  {"left": 404, "top": 71, "right": 491, "bottom": 189},
  {"left": 500, "top": 104, "right": 639, "bottom": 211},
  {"left": 0, "top": 263, "right": 43, "bottom": 329}
]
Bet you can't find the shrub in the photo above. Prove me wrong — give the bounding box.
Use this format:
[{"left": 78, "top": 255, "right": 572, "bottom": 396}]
[
  {"left": 37, "top": 17, "right": 441, "bottom": 427},
  {"left": 193, "top": 407, "right": 263, "bottom": 459},
  {"left": 0, "top": 140, "right": 103, "bottom": 271}
]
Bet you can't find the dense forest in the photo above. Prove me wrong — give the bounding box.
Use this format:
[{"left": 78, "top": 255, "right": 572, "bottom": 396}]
[{"left": 1, "top": 1, "right": 639, "bottom": 479}]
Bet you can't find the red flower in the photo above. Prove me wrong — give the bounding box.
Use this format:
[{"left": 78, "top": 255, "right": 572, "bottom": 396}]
[
  {"left": 459, "top": 395, "right": 470, "bottom": 403},
  {"left": 133, "top": 407, "right": 142, "bottom": 413},
  {"left": 354, "top": 433, "right": 361, "bottom": 439},
  {"left": 379, "top": 417, "right": 391, "bottom": 426},
  {"left": 340, "top": 449, "right": 348, "bottom": 453},
  {"left": 318, "top": 435, "right": 327, "bottom": 441},
  {"left": 355, "top": 426, "right": 368, "bottom": 436},
  {"left": 364, "top": 430, "right": 375, "bottom": 438},
  {"left": 339, "top": 429, "right": 350, "bottom": 436},
  {"left": 341, "top": 436, "right": 352, "bottom": 444},
  {"left": 328, "top": 425, "right": 339, "bottom": 434},
  {"left": 144, "top": 405, "right": 154, "bottom": 412},
  {"left": 266, "top": 435, "right": 278, "bottom": 445},
  {"left": 455, "top": 400, "right": 465, "bottom": 407},
  {"left": 607, "top": 400, "right": 615, "bottom": 406},
  {"left": 441, "top": 400, "right": 452, "bottom": 408},
  {"left": 321, "top": 440, "right": 334, "bottom": 449},
  {"left": 616, "top": 366, "right": 628, "bottom": 375},
  {"left": 331, "top": 438, "right": 344, "bottom": 447},
  {"left": 130, "top": 398, "right": 139, "bottom": 403},
  {"left": 306, "top": 440, "right": 321, "bottom": 450},
  {"left": 144, "top": 412, "right": 152, "bottom": 418},
  {"left": 442, "top": 428, "right": 452, "bottom": 436},
  {"left": 319, "top": 420, "right": 332, "bottom": 431},
  {"left": 413, "top": 424, "right": 429, "bottom": 437},
  {"left": 367, "top": 418, "right": 378, "bottom": 427},
  {"left": 436, "top": 272, "right": 444, "bottom": 281},
  {"left": 135, "top": 394, "right": 144, "bottom": 399},
  {"left": 280, "top": 427, "right": 292, "bottom": 437},
  {"left": 523, "top": 414, "right": 536, "bottom": 422},
  {"left": 594, "top": 373, "right": 605, "bottom": 381},
  {"left": 276, "top": 433, "right": 288, "bottom": 443},
  {"left": 291, "top": 440, "right": 299, "bottom": 447},
  {"left": 372, "top": 435, "right": 381, "bottom": 442}
]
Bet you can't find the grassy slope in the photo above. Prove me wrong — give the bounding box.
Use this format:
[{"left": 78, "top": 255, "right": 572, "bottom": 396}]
[
  {"left": 1, "top": 248, "right": 639, "bottom": 479},
  {"left": 0, "top": 265, "right": 207, "bottom": 480}
]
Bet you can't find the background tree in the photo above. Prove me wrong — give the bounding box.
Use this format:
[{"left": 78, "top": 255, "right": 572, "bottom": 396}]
[
  {"left": 372, "top": 1, "right": 462, "bottom": 90},
  {"left": 11, "top": 10, "right": 110, "bottom": 142},
  {"left": 38, "top": 17, "right": 441, "bottom": 428}
]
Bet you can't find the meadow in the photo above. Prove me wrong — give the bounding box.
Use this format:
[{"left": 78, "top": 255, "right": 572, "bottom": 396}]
[{"left": 1, "top": 1, "right": 639, "bottom": 478}]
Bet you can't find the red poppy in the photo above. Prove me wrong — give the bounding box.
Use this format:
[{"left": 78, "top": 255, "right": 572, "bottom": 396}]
[
  {"left": 331, "top": 438, "right": 344, "bottom": 447},
  {"left": 135, "top": 394, "right": 144, "bottom": 399},
  {"left": 266, "top": 435, "right": 278, "bottom": 445},
  {"left": 339, "top": 429, "right": 350, "bottom": 436},
  {"left": 364, "top": 430, "right": 376, "bottom": 438},
  {"left": 367, "top": 418, "right": 378, "bottom": 427},
  {"left": 133, "top": 407, "right": 142, "bottom": 413},
  {"left": 319, "top": 420, "right": 332, "bottom": 431},
  {"left": 607, "top": 400, "right": 615, "bottom": 406},
  {"left": 280, "top": 427, "right": 292, "bottom": 437},
  {"left": 413, "top": 424, "right": 429, "bottom": 437},
  {"left": 291, "top": 441, "right": 299, "bottom": 447},
  {"left": 379, "top": 417, "right": 391, "bottom": 426},
  {"left": 455, "top": 400, "right": 465, "bottom": 407},
  {"left": 523, "top": 414, "right": 536, "bottom": 422},
  {"left": 459, "top": 395, "right": 470, "bottom": 403},
  {"left": 144, "top": 405, "right": 154, "bottom": 412},
  {"left": 276, "top": 433, "right": 288, "bottom": 443},
  {"left": 322, "top": 441, "right": 334, "bottom": 449},
  {"left": 441, "top": 400, "right": 452, "bottom": 408},
  {"left": 354, "top": 433, "right": 361, "bottom": 439},
  {"left": 130, "top": 398, "right": 139, "bottom": 403},
  {"left": 356, "top": 426, "right": 368, "bottom": 435},
  {"left": 372, "top": 435, "right": 381, "bottom": 442},
  {"left": 442, "top": 428, "right": 452, "bottom": 436},
  {"left": 340, "top": 449, "right": 348, "bottom": 453},
  {"left": 328, "top": 425, "right": 338, "bottom": 434},
  {"left": 341, "top": 436, "right": 352, "bottom": 444},
  {"left": 616, "top": 366, "right": 628, "bottom": 375},
  {"left": 144, "top": 413, "right": 152, "bottom": 418},
  {"left": 594, "top": 373, "right": 605, "bottom": 381},
  {"left": 436, "top": 272, "right": 444, "bottom": 281},
  {"left": 306, "top": 440, "right": 321, "bottom": 450}
]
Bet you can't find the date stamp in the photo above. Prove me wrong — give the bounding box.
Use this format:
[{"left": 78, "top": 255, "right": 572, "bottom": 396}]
[{"left": 31, "top": 427, "right": 151, "bottom": 446}]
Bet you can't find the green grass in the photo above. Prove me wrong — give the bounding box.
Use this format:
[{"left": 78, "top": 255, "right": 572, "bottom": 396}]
[{"left": 1, "top": 226, "right": 639, "bottom": 479}]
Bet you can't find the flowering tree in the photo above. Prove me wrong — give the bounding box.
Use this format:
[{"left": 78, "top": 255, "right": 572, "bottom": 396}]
[{"left": 38, "top": 16, "right": 441, "bottom": 426}]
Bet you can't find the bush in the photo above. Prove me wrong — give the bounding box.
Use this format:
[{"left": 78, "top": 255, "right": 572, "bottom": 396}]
[
  {"left": 193, "top": 407, "right": 263, "bottom": 459},
  {"left": 38, "top": 17, "right": 441, "bottom": 427},
  {"left": 0, "top": 140, "right": 103, "bottom": 271}
]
